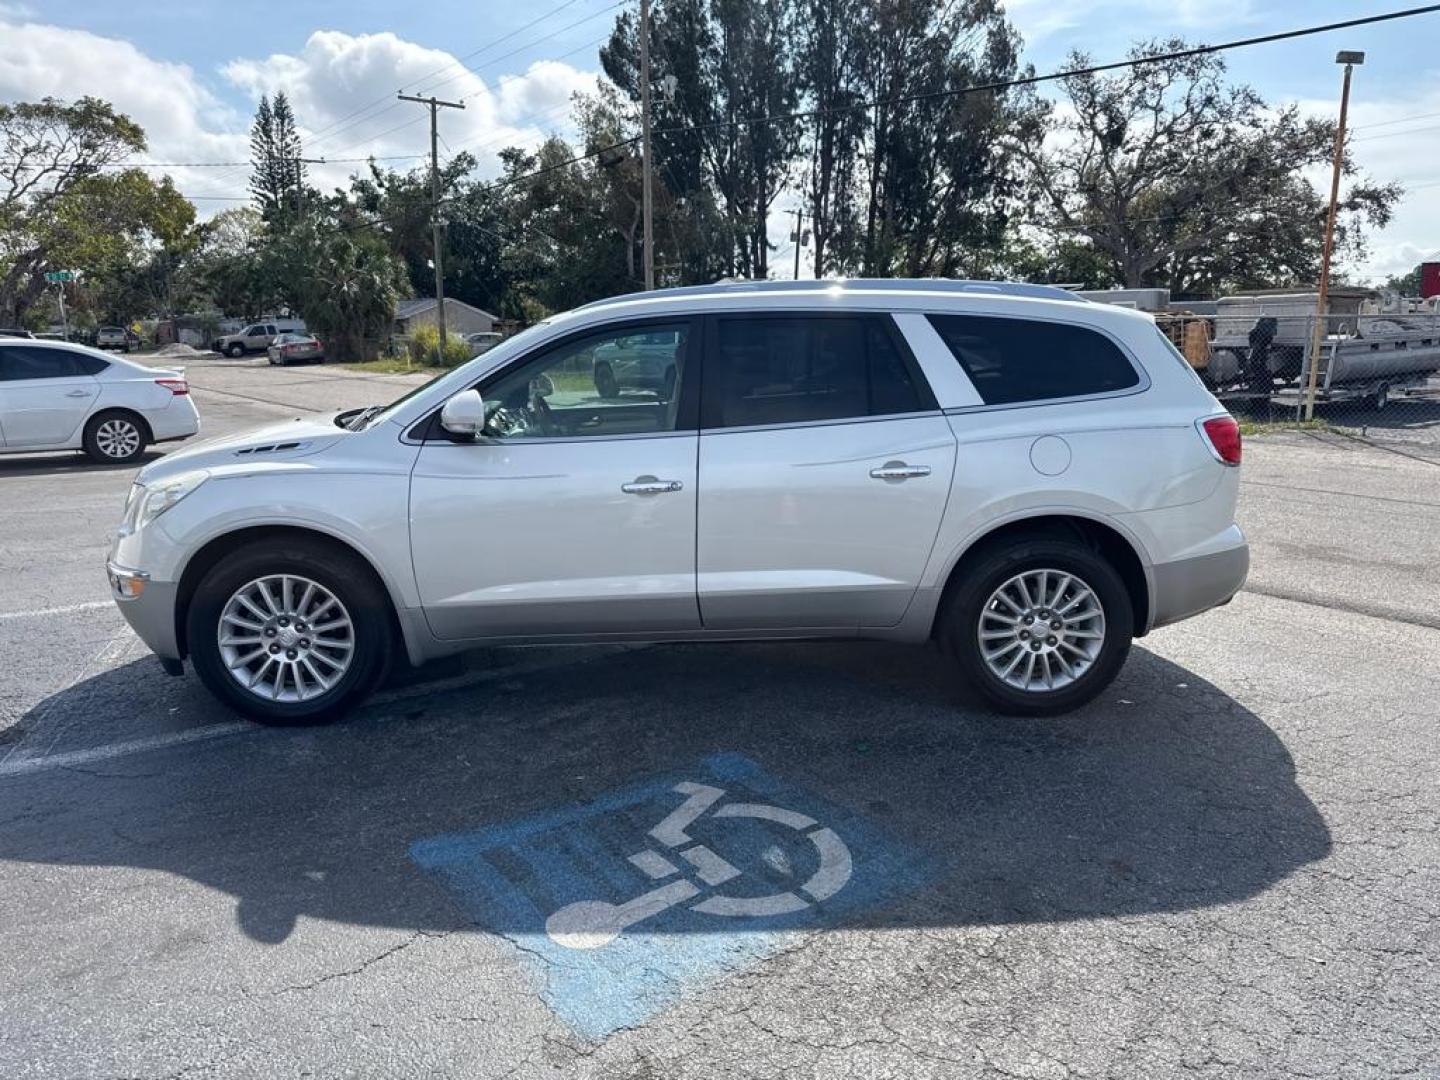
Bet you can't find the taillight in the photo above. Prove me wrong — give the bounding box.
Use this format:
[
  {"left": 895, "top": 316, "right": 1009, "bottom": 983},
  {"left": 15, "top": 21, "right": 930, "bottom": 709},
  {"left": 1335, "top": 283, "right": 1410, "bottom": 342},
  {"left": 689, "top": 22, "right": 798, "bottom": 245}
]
[
  {"left": 1200, "top": 414, "right": 1241, "bottom": 466},
  {"left": 155, "top": 378, "right": 189, "bottom": 396}
]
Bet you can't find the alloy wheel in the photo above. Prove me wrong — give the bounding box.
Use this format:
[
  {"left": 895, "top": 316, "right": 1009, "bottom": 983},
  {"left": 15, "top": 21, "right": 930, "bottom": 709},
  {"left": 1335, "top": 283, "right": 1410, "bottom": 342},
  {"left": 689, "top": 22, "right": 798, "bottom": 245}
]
[
  {"left": 977, "top": 568, "right": 1106, "bottom": 692},
  {"left": 94, "top": 418, "right": 142, "bottom": 460},
  {"left": 217, "top": 574, "right": 355, "bottom": 703}
]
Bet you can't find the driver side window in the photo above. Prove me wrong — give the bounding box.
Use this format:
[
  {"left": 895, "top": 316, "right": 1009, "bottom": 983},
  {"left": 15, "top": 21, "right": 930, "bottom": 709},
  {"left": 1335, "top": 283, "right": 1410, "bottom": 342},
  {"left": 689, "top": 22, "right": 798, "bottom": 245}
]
[{"left": 481, "top": 321, "right": 691, "bottom": 440}]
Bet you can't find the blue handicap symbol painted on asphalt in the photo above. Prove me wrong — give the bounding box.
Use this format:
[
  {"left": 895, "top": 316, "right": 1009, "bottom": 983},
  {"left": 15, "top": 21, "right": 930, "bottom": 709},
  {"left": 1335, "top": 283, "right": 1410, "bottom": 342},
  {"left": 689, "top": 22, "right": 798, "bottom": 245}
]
[{"left": 409, "top": 752, "right": 934, "bottom": 1040}]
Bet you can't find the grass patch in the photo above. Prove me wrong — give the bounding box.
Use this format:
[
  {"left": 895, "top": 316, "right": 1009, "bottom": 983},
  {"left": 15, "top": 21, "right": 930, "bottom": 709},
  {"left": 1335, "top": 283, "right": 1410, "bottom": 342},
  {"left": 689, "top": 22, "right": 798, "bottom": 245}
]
[
  {"left": 338, "top": 358, "right": 453, "bottom": 375},
  {"left": 1236, "top": 418, "right": 1332, "bottom": 436}
]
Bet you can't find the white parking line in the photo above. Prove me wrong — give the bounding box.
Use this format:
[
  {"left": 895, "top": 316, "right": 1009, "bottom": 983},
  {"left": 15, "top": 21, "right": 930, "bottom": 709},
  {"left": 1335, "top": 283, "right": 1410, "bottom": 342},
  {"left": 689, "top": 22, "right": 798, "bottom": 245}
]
[
  {"left": 0, "top": 644, "right": 639, "bottom": 780},
  {"left": 0, "top": 600, "right": 114, "bottom": 621},
  {"left": 0, "top": 723, "right": 252, "bottom": 777}
]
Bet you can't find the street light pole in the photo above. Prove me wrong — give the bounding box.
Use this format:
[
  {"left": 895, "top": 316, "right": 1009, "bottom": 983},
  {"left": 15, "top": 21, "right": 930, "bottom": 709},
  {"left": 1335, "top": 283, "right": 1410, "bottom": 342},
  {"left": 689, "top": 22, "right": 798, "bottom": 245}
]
[
  {"left": 1304, "top": 50, "right": 1364, "bottom": 421},
  {"left": 399, "top": 93, "right": 465, "bottom": 352}
]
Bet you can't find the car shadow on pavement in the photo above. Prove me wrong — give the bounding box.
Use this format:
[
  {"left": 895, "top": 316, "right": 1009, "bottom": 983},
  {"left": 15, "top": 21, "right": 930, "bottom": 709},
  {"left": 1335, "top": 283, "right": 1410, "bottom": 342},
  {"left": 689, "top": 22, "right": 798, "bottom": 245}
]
[
  {"left": 0, "top": 641, "right": 1330, "bottom": 947},
  {"left": 0, "top": 450, "right": 161, "bottom": 477}
]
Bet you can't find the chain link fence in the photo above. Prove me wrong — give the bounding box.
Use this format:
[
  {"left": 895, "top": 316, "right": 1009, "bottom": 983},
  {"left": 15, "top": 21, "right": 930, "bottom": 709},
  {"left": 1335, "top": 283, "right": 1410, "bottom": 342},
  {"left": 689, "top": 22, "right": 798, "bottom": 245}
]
[{"left": 1156, "top": 294, "right": 1440, "bottom": 451}]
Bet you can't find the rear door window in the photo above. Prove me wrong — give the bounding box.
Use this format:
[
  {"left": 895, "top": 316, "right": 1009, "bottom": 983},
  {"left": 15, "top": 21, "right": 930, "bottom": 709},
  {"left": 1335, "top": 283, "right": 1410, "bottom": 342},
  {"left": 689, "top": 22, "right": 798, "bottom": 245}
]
[
  {"left": 0, "top": 346, "right": 105, "bottom": 379},
  {"left": 927, "top": 314, "right": 1140, "bottom": 406},
  {"left": 703, "top": 315, "right": 934, "bottom": 429}
]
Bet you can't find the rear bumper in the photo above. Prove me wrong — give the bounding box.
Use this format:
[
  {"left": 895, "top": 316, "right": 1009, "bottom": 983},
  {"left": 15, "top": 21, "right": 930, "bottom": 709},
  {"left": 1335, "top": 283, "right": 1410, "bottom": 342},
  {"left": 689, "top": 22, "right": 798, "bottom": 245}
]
[
  {"left": 1149, "top": 538, "right": 1249, "bottom": 630},
  {"left": 108, "top": 562, "right": 182, "bottom": 662}
]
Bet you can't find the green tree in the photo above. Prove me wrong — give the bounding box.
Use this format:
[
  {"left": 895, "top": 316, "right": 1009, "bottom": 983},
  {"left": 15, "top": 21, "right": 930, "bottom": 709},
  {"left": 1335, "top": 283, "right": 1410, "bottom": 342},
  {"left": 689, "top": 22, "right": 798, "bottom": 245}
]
[
  {"left": 285, "top": 223, "right": 408, "bottom": 361},
  {"left": 249, "top": 92, "right": 307, "bottom": 223},
  {"left": 603, "top": 0, "right": 802, "bottom": 278},
  {"left": 0, "top": 96, "right": 148, "bottom": 322},
  {"left": 843, "top": 0, "right": 1040, "bottom": 277},
  {"left": 1384, "top": 263, "right": 1424, "bottom": 295},
  {"left": 1018, "top": 40, "right": 1402, "bottom": 295}
]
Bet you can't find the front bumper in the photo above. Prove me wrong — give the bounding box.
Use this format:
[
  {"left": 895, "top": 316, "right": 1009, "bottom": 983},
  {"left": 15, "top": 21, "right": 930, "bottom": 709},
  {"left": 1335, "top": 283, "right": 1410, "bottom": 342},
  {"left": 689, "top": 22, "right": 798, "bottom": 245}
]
[
  {"left": 1149, "top": 540, "right": 1250, "bottom": 631},
  {"left": 108, "top": 561, "right": 183, "bottom": 668}
]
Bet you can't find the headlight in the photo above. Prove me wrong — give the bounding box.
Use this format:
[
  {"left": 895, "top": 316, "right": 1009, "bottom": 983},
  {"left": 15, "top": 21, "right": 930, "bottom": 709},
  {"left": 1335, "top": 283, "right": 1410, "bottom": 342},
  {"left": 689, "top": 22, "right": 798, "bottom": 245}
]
[{"left": 119, "top": 471, "right": 209, "bottom": 535}]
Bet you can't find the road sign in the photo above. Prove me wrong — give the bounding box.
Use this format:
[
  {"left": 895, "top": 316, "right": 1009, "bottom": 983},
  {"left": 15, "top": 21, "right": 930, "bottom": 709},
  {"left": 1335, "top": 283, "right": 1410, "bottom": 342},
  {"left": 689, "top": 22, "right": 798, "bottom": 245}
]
[{"left": 43, "top": 270, "right": 76, "bottom": 284}]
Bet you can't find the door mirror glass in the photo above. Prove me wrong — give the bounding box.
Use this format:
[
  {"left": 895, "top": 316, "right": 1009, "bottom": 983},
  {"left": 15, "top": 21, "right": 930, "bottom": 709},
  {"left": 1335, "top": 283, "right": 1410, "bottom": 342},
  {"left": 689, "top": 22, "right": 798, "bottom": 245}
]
[{"left": 439, "top": 389, "right": 486, "bottom": 439}]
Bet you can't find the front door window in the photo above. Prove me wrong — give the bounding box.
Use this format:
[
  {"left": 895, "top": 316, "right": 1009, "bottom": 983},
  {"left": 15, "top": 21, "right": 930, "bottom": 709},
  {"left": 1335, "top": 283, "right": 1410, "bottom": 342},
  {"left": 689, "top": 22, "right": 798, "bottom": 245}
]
[{"left": 481, "top": 322, "right": 691, "bottom": 440}]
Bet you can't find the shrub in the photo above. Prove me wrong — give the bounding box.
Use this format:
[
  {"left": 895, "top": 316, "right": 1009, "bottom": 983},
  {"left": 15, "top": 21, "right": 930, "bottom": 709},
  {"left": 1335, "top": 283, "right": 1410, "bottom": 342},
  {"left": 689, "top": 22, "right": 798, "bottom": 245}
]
[{"left": 407, "top": 323, "right": 470, "bottom": 366}]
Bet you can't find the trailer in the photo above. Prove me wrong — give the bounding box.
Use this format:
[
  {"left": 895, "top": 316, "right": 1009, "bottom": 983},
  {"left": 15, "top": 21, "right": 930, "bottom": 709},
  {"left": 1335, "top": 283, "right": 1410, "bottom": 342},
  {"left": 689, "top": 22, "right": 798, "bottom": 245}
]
[{"left": 1198, "top": 290, "right": 1440, "bottom": 411}]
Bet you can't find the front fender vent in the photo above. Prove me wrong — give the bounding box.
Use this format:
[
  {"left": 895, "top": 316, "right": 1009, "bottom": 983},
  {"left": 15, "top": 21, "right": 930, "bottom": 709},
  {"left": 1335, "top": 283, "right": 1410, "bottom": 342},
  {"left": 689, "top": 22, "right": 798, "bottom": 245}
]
[{"left": 235, "top": 441, "right": 307, "bottom": 456}]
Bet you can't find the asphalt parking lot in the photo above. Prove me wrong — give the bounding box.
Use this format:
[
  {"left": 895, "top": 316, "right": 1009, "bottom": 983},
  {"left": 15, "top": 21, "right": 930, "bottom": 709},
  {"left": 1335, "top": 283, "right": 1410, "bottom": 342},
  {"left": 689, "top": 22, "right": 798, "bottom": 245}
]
[{"left": 1, "top": 354, "right": 1437, "bottom": 1078}]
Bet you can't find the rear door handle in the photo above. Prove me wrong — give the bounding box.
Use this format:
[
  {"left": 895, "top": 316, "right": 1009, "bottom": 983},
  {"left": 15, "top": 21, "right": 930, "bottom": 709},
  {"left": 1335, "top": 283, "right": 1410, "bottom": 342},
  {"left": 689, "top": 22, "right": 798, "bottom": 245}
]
[
  {"left": 65, "top": 389, "right": 90, "bottom": 398},
  {"left": 622, "top": 475, "right": 684, "bottom": 496},
  {"left": 869, "top": 461, "right": 931, "bottom": 481}
]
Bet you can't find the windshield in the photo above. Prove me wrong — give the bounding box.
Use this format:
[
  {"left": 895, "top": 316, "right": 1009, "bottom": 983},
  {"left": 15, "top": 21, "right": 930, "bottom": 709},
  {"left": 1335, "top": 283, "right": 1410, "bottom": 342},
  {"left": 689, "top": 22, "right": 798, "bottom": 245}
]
[{"left": 357, "top": 320, "right": 553, "bottom": 429}]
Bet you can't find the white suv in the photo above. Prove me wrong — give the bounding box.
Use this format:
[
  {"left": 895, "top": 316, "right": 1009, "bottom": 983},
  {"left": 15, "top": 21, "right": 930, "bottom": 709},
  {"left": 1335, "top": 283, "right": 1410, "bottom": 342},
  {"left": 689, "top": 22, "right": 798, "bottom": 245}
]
[{"left": 107, "top": 280, "right": 1247, "bottom": 723}]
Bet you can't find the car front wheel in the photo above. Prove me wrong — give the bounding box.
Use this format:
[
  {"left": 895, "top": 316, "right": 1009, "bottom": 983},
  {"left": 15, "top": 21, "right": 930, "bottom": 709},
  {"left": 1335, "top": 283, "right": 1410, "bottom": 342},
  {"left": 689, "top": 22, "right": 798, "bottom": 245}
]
[
  {"left": 942, "top": 538, "right": 1133, "bottom": 716},
  {"left": 226, "top": 343, "right": 244, "bottom": 358},
  {"left": 187, "top": 540, "right": 394, "bottom": 724}
]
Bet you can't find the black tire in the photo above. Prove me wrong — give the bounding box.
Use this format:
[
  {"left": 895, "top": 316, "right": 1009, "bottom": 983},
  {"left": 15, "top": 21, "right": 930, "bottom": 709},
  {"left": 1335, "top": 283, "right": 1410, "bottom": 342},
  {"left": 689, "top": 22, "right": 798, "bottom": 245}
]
[
  {"left": 940, "top": 537, "right": 1134, "bottom": 717},
  {"left": 226, "top": 343, "right": 245, "bottom": 358},
  {"left": 594, "top": 362, "right": 619, "bottom": 399},
  {"left": 187, "top": 539, "right": 394, "bottom": 725},
  {"left": 82, "top": 409, "right": 149, "bottom": 465}
]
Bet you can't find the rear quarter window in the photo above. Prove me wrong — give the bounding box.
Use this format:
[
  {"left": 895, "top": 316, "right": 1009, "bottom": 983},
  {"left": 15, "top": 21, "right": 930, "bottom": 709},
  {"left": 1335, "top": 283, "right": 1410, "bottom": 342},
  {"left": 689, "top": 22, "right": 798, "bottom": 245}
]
[{"left": 927, "top": 313, "right": 1141, "bottom": 406}]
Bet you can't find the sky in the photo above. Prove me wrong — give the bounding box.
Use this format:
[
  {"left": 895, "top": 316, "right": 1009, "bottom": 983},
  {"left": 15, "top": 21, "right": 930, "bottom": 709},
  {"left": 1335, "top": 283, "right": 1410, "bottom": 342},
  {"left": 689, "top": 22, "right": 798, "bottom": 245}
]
[{"left": 3, "top": 0, "right": 1438, "bottom": 284}]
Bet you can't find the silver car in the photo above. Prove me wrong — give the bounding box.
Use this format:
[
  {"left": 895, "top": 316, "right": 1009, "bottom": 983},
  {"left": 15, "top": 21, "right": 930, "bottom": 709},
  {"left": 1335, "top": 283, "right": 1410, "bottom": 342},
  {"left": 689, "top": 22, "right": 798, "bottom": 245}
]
[
  {"left": 267, "top": 333, "right": 325, "bottom": 366},
  {"left": 108, "top": 279, "right": 1247, "bottom": 724}
]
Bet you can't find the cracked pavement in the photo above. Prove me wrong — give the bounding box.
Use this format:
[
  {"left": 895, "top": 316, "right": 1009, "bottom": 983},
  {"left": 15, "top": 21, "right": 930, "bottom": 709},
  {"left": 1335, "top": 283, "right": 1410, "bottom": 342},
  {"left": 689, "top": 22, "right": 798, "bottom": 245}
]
[{"left": 0, "top": 359, "right": 1437, "bottom": 1077}]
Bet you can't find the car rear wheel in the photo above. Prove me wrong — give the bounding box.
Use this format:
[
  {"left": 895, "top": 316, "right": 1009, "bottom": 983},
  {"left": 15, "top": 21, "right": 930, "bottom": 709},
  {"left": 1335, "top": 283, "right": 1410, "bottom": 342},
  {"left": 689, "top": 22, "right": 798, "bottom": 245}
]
[
  {"left": 187, "top": 540, "right": 393, "bottom": 725},
  {"left": 82, "top": 410, "right": 148, "bottom": 465},
  {"left": 941, "top": 538, "right": 1133, "bottom": 716}
]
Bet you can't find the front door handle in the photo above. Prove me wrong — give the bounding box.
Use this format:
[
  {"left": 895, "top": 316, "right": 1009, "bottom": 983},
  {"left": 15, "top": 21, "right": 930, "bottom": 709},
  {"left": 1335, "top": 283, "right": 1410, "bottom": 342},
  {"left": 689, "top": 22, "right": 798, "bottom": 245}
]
[
  {"left": 65, "top": 389, "right": 90, "bottom": 398},
  {"left": 622, "top": 475, "right": 684, "bottom": 496},
  {"left": 869, "top": 461, "right": 931, "bottom": 481}
]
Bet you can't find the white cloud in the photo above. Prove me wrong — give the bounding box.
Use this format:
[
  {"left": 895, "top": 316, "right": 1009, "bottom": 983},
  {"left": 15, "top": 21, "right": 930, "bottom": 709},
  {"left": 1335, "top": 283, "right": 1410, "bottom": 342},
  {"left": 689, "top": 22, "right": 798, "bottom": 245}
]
[
  {"left": 0, "top": 16, "right": 249, "bottom": 205},
  {"left": 0, "top": 16, "right": 600, "bottom": 214},
  {"left": 221, "top": 30, "right": 600, "bottom": 194}
]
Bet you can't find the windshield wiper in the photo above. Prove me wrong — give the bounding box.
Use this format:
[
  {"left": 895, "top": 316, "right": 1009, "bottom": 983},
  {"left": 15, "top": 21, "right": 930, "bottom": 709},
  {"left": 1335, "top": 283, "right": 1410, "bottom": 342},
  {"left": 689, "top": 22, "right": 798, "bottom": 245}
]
[{"left": 347, "top": 405, "right": 385, "bottom": 431}]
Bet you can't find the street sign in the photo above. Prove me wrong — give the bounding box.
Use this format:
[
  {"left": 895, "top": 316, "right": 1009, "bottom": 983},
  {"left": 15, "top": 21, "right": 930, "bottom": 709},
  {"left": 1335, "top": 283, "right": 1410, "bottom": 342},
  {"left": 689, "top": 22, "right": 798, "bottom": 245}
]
[{"left": 43, "top": 270, "right": 76, "bottom": 284}]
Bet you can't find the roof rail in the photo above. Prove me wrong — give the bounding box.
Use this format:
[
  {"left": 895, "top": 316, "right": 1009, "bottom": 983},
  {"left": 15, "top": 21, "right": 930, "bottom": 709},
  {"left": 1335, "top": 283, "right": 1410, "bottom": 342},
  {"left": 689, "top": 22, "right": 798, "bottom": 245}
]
[{"left": 571, "top": 278, "right": 1089, "bottom": 312}]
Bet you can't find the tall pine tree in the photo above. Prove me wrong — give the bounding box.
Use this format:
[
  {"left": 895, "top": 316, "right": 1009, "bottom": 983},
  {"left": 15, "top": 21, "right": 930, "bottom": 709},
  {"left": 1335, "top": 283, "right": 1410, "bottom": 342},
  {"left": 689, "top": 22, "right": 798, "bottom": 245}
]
[{"left": 249, "top": 92, "right": 306, "bottom": 223}]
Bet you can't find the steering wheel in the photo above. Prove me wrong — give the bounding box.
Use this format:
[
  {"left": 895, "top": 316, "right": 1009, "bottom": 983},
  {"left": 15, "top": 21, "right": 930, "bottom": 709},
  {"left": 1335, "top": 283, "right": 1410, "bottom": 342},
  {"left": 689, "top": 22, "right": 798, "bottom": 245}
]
[{"left": 528, "top": 387, "right": 557, "bottom": 437}]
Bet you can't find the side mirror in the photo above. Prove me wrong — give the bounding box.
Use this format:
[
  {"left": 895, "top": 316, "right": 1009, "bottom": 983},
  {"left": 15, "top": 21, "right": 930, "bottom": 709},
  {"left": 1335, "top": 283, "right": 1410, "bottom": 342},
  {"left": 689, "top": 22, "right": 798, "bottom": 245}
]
[{"left": 439, "top": 389, "right": 486, "bottom": 439}]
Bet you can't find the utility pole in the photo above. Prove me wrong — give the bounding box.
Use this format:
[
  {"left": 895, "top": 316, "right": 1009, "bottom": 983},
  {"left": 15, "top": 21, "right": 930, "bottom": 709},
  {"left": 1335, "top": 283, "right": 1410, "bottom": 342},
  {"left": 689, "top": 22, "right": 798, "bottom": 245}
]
[
  {"left": 787, "top": 208, "right": 808, "bottom": 279},
  {"left": 399, "top": 92, "right": 465, "bottom": 350},
  {"left": 1304, "top": 50, "right": 1364, "bottom": 421},
  {"left": 639, "top": 0, "right": 655, "bottom": 291},
  {"left": 292, "top": 156, "right": 325, "bottom": 222}
]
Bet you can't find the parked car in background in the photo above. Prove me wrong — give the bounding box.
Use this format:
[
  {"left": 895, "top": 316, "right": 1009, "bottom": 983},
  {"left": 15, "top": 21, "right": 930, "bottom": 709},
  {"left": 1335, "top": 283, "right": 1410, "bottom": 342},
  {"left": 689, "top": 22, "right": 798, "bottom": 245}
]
[
  {"left": 267, "top": 332, "right": 325, "bottom": 366},
  {"left": 213, "top": 319, "right": 305, "bottom": 357},
  {"left": 0, "top": 328, "right": 35, "bottom": 339},
  {"left": 465, "top": 331, "right": 504, "bottom": 357},
  {"left": 0, "top": 339, "right": 199, "bottom": 464},
  {"left": 107, "top": 279, "right": 1247, "bottom": 724},
  {"left": 95, "top": 326, "right": 139, "bottom": 352},
  {"left": 590, "top": 328, "right": 681, "bottom": 400}
]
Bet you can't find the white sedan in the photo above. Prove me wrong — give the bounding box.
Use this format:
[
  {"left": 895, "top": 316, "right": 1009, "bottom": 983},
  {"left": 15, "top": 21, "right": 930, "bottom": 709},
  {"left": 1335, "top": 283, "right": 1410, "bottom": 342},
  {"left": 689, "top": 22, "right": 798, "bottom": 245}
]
[{"left": 0, "top": 339, "right": 200, "bottom": 464}]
